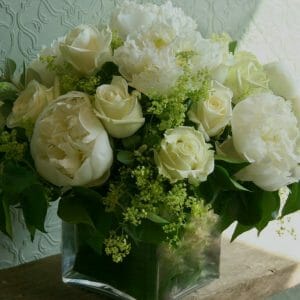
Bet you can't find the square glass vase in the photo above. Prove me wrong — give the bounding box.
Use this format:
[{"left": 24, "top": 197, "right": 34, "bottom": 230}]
[{"left": 62, "top": 222, "right": 220, "bottom": 300}]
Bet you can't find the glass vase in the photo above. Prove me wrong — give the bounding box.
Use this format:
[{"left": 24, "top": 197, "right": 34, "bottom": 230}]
[{"left": 62, "top": 220, "right": 220, "bottom": 300}]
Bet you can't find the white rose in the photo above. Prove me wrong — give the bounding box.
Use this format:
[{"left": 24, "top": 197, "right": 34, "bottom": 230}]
[
  {"left": 264, "top": 61, "right": 300, "bottom": 121},
  {"left": 31, "top": 91, "right": 113, "bottom": 187},
  {"left": 231, "top": 93, "right": 300, "bottom": 191},
  {"left": 7, "top": 80, "right": 55, "bottom": 128},
  {"left": 94, "top": 76, "right": 144, "bottom": 138},
  {"left": 175, "top": 33, "right": 233, "bottom": 83},
  {"left": 154, "top": 126, "right": 214, "bottom": 184},
  {"left": 188, "top": 81, "right": 233, "bottom": 138},
  {"left": 225, "top": 51, "right": 269, "bottom": 103},
  {"left": 59, "top": 25, "right": 112, "bottom": 75},
  {"left": 114, "top": 39, "right": 182, "bottom": 95}
]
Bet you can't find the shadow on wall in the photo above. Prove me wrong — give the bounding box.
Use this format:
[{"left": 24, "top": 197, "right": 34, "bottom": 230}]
[{"left": 138, "top": 0, "right": 261, "bottom": 39}]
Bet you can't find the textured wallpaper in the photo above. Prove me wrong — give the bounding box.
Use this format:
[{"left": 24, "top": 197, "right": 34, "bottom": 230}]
[{"left": 0, "top": 0, "right": 298, "bottom": 269}]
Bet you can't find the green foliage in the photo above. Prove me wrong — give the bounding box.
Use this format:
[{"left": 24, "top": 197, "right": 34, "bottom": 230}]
[
  {"left": 229, "top": 40, "right": 238, "bottom": 54},
  {"left": 281, "top": 183, "right": 300, "bottom": 216},
  {"left": 0, "top": 161, "right": 49, "bottom": 240},
  {"left": 3, "top": 58, "right": 16, "bottom": 82}
]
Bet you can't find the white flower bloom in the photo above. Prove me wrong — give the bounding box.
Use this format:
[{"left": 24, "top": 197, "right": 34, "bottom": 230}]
[
  {"left": 31, "top": 92, "right": 113, "bottom": 187},
  {"left": 28, "top": 37, "right": 64, "bottom": 87},
  {"left": 264, "top": 61, "right": 300, "bottom": 122},
  {"left": 114, "top": 39, "right": 182, "bottom": 95},
  {"left": 155, "top": 126, "right": 214, "bottom": 184},
  {"left": 94, "top": 76, "right": 144, "bottom": 138},
  {"left": 7, "top": 80, "right": 55, "bottom": 128},
  {"left": 111, "top": 0, "right": 159, "bottom": 40},
  {"left": 59, "top": 25, "right": 112, "bottom": 75},
  {"left": 225, "top": 51, "right": 269, "bottom": 103},
  {"left": 188, "top": 81, "right": 233, "bottom": 138},
  {"left": 232, "top": 93, "right": 300, "bottom": 191},
  {"left": 176, "top": 33, "right": 233, "bottom": 83},
  {"left": 111, "top": 1, "right": 197, "bottom": 41}
]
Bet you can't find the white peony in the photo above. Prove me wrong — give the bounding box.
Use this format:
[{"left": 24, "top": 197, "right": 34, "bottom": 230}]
[
  {"left": 59, "top": 25, "right": 112, "bottom": 75},
  {"left": 155, "top": 126, "right": 214, "bottom": 184},
  {"left": 111, "top": 0, "right": 159, "bottom": 40},
  {"left": 31, "top": 91, "right": 113, "bottom": 187},
  {"left": 94, "top": 76, "right": 144, "bottom": 138},
  {"left": 7, "top": 80, "right": 55, "bottom": 128},
  {"left": 188, "top": 81, "right": 233, "bottom": 138},
  {"left": 114, "top": 39, "right": 182, "bottom": 96},
  {"left": 231, "top": 93, "right": 300, "bottom": 191},
  {"left": 264, "top": 61, "right": 300, "bottom": 122},
  {"left": 111, "top": 1, "right": 197, "bottom": 41}
]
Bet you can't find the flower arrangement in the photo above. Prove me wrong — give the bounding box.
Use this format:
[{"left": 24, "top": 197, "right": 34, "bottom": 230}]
[{"left": 0, "top": 0, "right": 300, "bottom": 298}]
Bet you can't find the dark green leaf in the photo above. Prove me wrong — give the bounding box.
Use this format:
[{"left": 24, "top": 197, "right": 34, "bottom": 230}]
[
  {"left": 229, "top": 40, "right": 238, "bottom": 54},
  {"left": 282, "top": 183, "right": 300, "bottom": 216},
  {"left": 213, "top": 165, "right": 250, "bottom": 191},
  {"left": 135, "top": 220, "right": 166, "bottom": 244},
  {"left": 255, "top": 191, "right": 280, "bottom": 233},
  {"left": 19, "top": 62, "right": 26, "bottom": 88},
  {"left": 117, "top": 150, "right": 134, "bottom": 165},
  {"left": 0, "top": 82, "right": 18, "bottom": 103},
  {"left": 58, "top": 194, "right": 94, "bottom": 227},
  {"left": 59, "top": 187, "right": 114, "bottom": 236},
  {"left": 4, "top": 58, "right": 16, "bottom": 81},
  {"left": 21, "top": 184, "right": 48, "bottom": 234},
  {"left": 77, "top": 224, "right": 106, "bottom": 255},
  {"left": 122, "top": 135, "right": 141, "bottom": 150},
  {"left": 0, "top": 196, "right": 12, "bottom": 238},
  {"left": 230, "top": 223, "right": 252, "bottom": 242},
  {"left": 1, "top": 162, "right": 37, "bottom": 196},
  {"left": 26, "top": 68, "right": 42, "bottom": 86}
]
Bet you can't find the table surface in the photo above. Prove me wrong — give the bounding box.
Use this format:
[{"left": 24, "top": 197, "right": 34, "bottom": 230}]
[{"left": 0, "top": 237, "right": 300, "bottom": 300}]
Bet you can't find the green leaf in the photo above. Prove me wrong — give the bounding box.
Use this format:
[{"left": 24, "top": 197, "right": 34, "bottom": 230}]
[
  {"left": 282, "top": 183, "right": 300, "bottom": 216},
  {"left": 215, "top": 154, "right": 246, "bottom": 164},
  {"left": 147, "top": 213, "right": 169, "bottom": 224},
  {"left": 1, "top": 162, "right": 37, "bottom": 196},
  {"left": 77, "top": 224, "right": 106, "bottom": 255},
  {"left": 58, "top": 194, "right": 94, "bottom": 227},
  {"left": 213, "top": 165, "right": 250, "bottom": 191},
  {"left": 229, "top": 40, "right": 238, "bottom": 54},
  {"left": 19, "top": 62, "right": 26, "bottom": 88},
  {"left": 230, "top": 223, "right": 253, "bottom": 242},
  {"left": 135, "top": 220, "right": 166, "bottom": 244},
  {"left": 117, "top": 150, "right": 134, "bottom": 165},
  {"left": 0, "top": 82, "right": 18, "bottom": 103},
  {"left": 255, "top": 190, "right": 280, "bottom": 234},
  {"left": 4, "top": 58, "right": 16, "bottom": 81},
  {"left": 0, "top": 196, "right": 12, "bottom": 238},
  {"left": 26, "top": 68, "right": 42, "bottom": 86},
  {"left": 21, "top": 184, "right": 48, "bottom": 234},
  {"left": 122, "top": 135, "right": 141, "bottom": 150}
]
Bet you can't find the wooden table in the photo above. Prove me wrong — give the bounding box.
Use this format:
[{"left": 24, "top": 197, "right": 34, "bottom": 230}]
[{"left": 1, "top": 237, "right": 300, "bottom": 300}]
